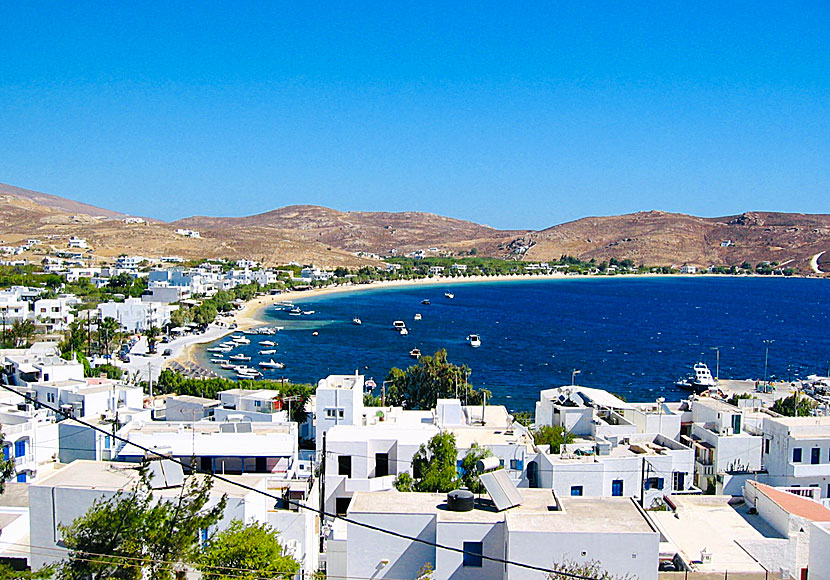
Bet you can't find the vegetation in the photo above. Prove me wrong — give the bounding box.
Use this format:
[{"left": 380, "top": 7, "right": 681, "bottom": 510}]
[
  {"left": 58, "top": 466, "right": 226, "bottom": 580},
  {"left": 385, "top": 349, "right": 489, "bottom": 410},
  {"left": 155, "top": 370, "right": 315, "bottom": 424},
  {"left": 533, "top": 425, "right": 574, "bottom": 454},
  {"left": 198, "top": 520, "right": 299, "bottom": 580},
  {"left": 393, "top": 433, "right": 500, "bottom": 494},
  {"left": 0, "top": 434, "right": 16, "bottom": 495},
  {"left": 772, "top": 393, "right": 817, "bottom": 417},
  {"left": 727, "top": 392, "right": 757, "bottom": 407},
  {"left": 512, "top": 410, "right": 533, "bottom": 427},
  {"left": 0, "top": 319, "right": 37, "bottom": 348},
  {"left": 548, "top": 558, "right": 634, "bottom": 580}
]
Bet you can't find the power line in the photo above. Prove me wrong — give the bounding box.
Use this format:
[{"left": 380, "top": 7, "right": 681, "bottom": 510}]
[{"left": 0, "top": 382, "right": 597, "bottom": 580}]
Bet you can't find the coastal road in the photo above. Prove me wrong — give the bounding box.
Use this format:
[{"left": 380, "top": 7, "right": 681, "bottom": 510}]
[{"left": 810, "top": 251, "right": 826, "bottom": 274}]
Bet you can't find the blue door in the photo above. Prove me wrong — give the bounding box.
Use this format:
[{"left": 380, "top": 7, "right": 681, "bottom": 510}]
[
  {"left": 2, "top": 446, "right": 9, "bottom": 461},
  {"left": 612, "top": 479, "right": 624, "bottom": 496},
  {"left": 16, "top": 472, "right": 26, "bottom": 483}
]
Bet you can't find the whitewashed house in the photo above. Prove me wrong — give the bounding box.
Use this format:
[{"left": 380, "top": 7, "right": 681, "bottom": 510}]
[{"left": 759, "top": 415, "right": 830, "bottom": 498}]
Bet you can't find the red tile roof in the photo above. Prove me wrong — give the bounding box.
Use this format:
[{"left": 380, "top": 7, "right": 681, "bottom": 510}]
[{"left": 752, "top": 481, "right": 830, "bottom": 521}]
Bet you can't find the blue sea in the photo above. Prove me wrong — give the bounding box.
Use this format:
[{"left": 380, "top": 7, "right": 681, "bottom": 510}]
[{"left": 197, "top": 277, "right": 830, "bottom": 414}]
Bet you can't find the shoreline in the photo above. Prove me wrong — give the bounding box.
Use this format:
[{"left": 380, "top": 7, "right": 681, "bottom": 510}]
[{"left": 172, "top": 272, "right": 818, "bottom": 369}]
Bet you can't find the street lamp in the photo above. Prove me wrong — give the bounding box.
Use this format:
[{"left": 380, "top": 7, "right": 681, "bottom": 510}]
[
  {"left": 711, "top": 347, "right": 720, "bottom": 382},
  {"left": 763, "top": 340, "right": 774, "bottom": 389},
  {"left": 571, "top": 369, "right": 581, "bottom": 386}
]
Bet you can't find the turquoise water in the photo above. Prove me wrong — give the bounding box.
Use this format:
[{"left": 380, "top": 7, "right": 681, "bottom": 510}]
[{"left": 200, "top": 277, "right": 830, "bottom": 414}]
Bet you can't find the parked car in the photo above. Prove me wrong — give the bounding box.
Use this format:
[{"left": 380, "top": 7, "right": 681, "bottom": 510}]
[{"left": 162, "top": 348, "right": 172, "bottom": 357}]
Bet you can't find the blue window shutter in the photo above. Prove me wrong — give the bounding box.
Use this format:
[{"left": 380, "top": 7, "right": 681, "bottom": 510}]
[
  {"left": 15, "top": 441, "right": 25, "bottom": 457},
  {"left": 3, "top": 446, "right": 9, "bottom": 461},
  {"left": 657, "top": 478, "right": 665, "bottom": 490}
]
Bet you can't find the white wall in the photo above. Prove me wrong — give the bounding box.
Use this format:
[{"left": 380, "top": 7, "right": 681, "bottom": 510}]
[{"left": 808, "top": 523, "right": 830, "bottom": 580}]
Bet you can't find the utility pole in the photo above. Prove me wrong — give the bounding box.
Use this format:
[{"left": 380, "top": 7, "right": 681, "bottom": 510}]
[
  {"left": 319, "top": 431, "right": 327, "bottom": 553},
  {"left": 640, "top": 457, "right": 647, "bottom": 507},
  {"left": 711, "top": 347, "right": 720, "bottom": 382},
  {"left": 763, "top": 340, "right": 774, "bottom": 389}
]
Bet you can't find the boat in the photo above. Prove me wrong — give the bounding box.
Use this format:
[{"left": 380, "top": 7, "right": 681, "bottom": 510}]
[
  {"left": 220, "top": 362, "right": 236, "bottom": 370},
  {"left": 393, "top": 320, "right": 407, "bottom": 331},
  {"left": 414, "top": 313, "right": 422, "bottom": 321},
  {"left": 232, "top": 336, "right": 250, "bottom": 345},
  {"left": 229, "top": 353, "right": 251, "bottom": 362},
  {"left": 399, "top": 328, "right": 408, "bottom": 336},
  {"left": 675, "top": 362, "right": 718, "bottom": 393},
  {"left": 302, "top": 310, "right": 315, "bottom": 315},
  {"left": 259, "top": 340, "right": 276, "bottom": 347},
  {"left": 352, "top": 317, "right": 362, "bottom": 325},
  {"left": 288, "top": 307, "right": 302, "bottom": 316},
  {"left": 259, "top": 349, "right": 276, "bottom": 355},
  {"left": 466, "top": 334, "right": 481, "bottom": 348},
  {"left": 259, "top": 359, "right": 286, "bottom": 369},
  {"left": 421, "top": 299, "right": 431, "bottom": 305},
  {"left": 445, "top": 291, "right": 455, "bottom": 299},
  {"left": 236, "top": 367, "right": 262, "bottom": 379},
  {"left": 410, "top": 348, "right": 421, "bottom": 359},
  {"left": 207, "top": 346, "right": 228, "bottom": 352}
]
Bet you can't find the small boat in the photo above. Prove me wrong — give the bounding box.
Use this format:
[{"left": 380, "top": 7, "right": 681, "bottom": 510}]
[
  {"left": 445, "top": 291, "right": 454, "bottom": 299},
  {"left": 259, "top": 340, "right": 275, "bottom": 347},
  {"left": 236, "top": 368, "right": 262, "bottom": 379},
  {"left": 312, "top": 331, "right": 319, "bottom": 336},
  {"left": 288, "top": 307, "right": 302, "bottom": 316},
  {"left": 399, "top": 328, "right": 408, "bottom": 336},
  {"left": 466, "top": 334, "right": 481, "bottom": 348},
  {"left": 421, "top": 299, "right": 431, "bottom": 305},
  {"left": 393, "top": 320, "right": 407, "bottom": 331},
  {"left": 229, "top": 354, "right": 251, "bottom": 362},
  {"left": 210, "top": 358, "right": 224, "bottom": 364},
  {"left": 675, "top": 362, "right": 717, "bottom": 393},
  {"left": 232, "top": 336, "right": 250, "bottom": 345},
  {"left": 414, "top": 313, "right": 422, "bottom": 321},
  {"left": 353, "top": 317, "right": 362, "bottom": 325},
  {"left": 302, "top": 310, "right": 315, "bottom": 315},
  {"left": 259, "top": 359, "right": 286, "bottom": 369},
  {"left": 410, "top": 348, "right": 421, "bottom": 359},
  {"left": 259, "top": 349, "right": 276, "bottom": 355},
  {"left": 207, "top": 346, "right": 227, "bottom": 352},
  {"left": 220, "top": 362, "right": 236, "bottom": 370}
]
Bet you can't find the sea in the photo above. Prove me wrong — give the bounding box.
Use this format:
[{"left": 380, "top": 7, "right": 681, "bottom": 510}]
[{"left": 196, "top": 276, "right": 830, "bottom": 415}]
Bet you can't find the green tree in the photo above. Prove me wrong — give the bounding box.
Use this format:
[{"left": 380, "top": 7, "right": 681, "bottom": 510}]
[
  {"left": 548, "top": 558, "right": 634, "bottom": 580},
  {"left": 198, "top": 520, "right": 299, "bottom": 580},
  {"left": 392, "top": 471, "right": 415, "bottom": 492},
  {"left": 772, "top": 393, "right": 817, "bottom": 417},
  {"left": 97, "top": 317, "right": 121, "bottom": 359},
  {"left": 59, "top": 466, "right": 226, "bottom": 580},
  {"left": 385, "top": 349, "right": 488, "bottom": 410},
  {"left": 145, "top": 326, "right": 161, "bottom": 354},
  {"left": 411, "top": 432, "right": 459, "bottom": 493},
  {"left": 0, "top": 433, "right": 16, "bottom": 495},
  {"left": 458, "top": 443, "right": 492, "bottom": 494},
  {"left": 533, "top": 425, "right": 574, "bottom": 454}
]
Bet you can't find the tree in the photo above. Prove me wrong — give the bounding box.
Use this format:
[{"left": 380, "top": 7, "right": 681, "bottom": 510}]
[
  {"left": 59, "top": 466, "right": 226, "bottom": 580},
  {"left": 198, "top": 520, "right": 299, "bottom": 580},
  {"left": 0, "top": 434, "right": 16, "bottom": 495},
  {"left": 145, "top": 326, "right": 161, "bottom": 354},
  {"left": 457, "top": 443, "right": 492, "bottom": 494},
  {"left": 97, "top": 317, "right": 121, "bottom": 359},
  {"left": 411, "top": 432, "right": 459, "bottom": 493},
  {"left": 533, "top": 425, "right": 574, "bottom": 454},
  {"left": 385, "top": 349, "right": 489, "bottom": 410},
  {"left": 393, "top": 471, "right": 415, "bottom": 492},
  {"left": 772, "top": 393, "right": 817, "bottom": 417},
  {"left": 548, "top": 558, "right": 634, "bottom": 580}
]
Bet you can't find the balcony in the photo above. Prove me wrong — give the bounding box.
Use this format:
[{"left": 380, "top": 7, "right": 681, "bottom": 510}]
[
  {"left": 344, "top": 475, "right": 396, "bottom": 493},
  {"left": 790, "top": 462, "right": 830, "bottom": 478}
]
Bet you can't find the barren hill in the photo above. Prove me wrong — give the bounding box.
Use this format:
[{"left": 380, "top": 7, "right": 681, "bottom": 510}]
[{"left": 0, "top": 182, "right": 828, "bottom": 273}]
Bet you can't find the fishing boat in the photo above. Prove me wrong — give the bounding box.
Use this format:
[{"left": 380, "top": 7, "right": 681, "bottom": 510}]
[
  {"left": 414, "top": 313, "right": 422, "bottom": 321},
  {"left": 259, "top": 359, "right": 286, "bottom": 369},
  {"left": 288, "top": 307, "right": 302, "bottom": 316},
  {"left": 410, "top": 348, "right": 422, "bottom": 359},
  {"left": 259, "top": 349, "right": 276, "bottom": 355},
  {"left": 259, "top": 340, "right": 276, "bottom": 347},
  {"left": 229, "top": 353, "right": 251, "bottom": 362},
  {"left": 675, "top": 363, "right": 717, "bottom": 393},
  {"left": 466, "top": 334, "right": 481, "bottom": 348}
]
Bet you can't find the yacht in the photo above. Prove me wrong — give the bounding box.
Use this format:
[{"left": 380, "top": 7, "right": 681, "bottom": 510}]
[
  {"left": 219, "top": 362, "right": 236, "bottom": 370},
  {"left": 466, "top": 334, "right": 481, "bottom": 348},
  {"left": 409, "top": 348, "right": 422, "bottom": 359},
  {"left": 229, "top": 353, "right": 251, "bottom": 362},
  {"left": 288, "top": 307, "right": 302, "bottom": 316},
  {"left": 675, "top": 363, "right": 718, "bottom": 393},
  {"left": 393, "top": 320, "right": 407, "bottom": 331},
  {"left": 258, "top": 359, "right": 286, "bottom": 369},
  {"left": 414, "top": 313, "right": 422, "bottom": 321},
  {"left": 232, "top": 336, "right": 250, "bottom": 345},
  {"left": 259, "top": 340, "right": 276, "bottom": 347}
]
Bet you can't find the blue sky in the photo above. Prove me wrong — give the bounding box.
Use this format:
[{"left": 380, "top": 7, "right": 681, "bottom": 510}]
[{"left": 1, "top": 2, "right": 828, "bottom": 229}]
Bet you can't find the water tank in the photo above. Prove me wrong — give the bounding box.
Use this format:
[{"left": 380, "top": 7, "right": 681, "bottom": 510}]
[
  {"left": 476, "top": 456, "right": 501, "bottom": 473},
  {"left": 447, "top": 489, "right": 475, "bottom": 512}
]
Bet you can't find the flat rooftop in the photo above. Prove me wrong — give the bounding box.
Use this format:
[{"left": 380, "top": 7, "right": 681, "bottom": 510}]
[
  {"left": 32, "top": 460, "right": 264, "bottom": 498},
  {"left": 127, "top": 421, "right": 293, "bottom": 435},
  {"left": 349, "top": 489, "right": 655, "bottom": 533}
]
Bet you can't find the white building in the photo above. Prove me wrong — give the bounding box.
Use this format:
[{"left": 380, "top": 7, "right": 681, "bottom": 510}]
[
  {"left": 315, "top": 374, "right": 365, "bottom": 452},
  {"left": 67, "top": 236, "right": 87, "bottom": 249},
  {"left": 810, "top": 521, "right": 830, "bottom": 579},
  {"left": 428, "top": 265, "right": 445, "bottom": 275},
  {"left": 174, "top": 228, "right": 201, "bottom": 238},
  {"left": 30, "top": 377, "right": 143, "bottom": 419},
  {"left": 680, "top": 264, "right": 697, "bottom": 274},
  {"left": 98, "top": 297, "right": 177, "bottom": 331},
  {"left": 123, "top": 217, "right": 145, "bottom": 224},
  {"left": 216, "top": 389, "right": 289, "bottom": 422},
  {"left": 3, "top": 349, "right": 85, "bottom": 386},
  {"left": 760, "top": 415, "right": 830, "bottom": 498},
  {"left": 65, "top": 267, "right": 102, "bottom": 283},
  {"left": 300, "top": 266, "right": 333, "bottom": 282},
  {"left": 32, "top": 296, "right": 80, "bottom": 332},
  {"left": 327, "top": 489, "right": 659, "bottom": 580},
  {"left": 164, "top": 394, "right": 220, "bottom": 421},
  {"left": 28, "top": 460, "right": 270, "bottom": 570},
  {"left": 0, "top": 405, "right": 58, "bottom": 482},
  {"left": 0, "top": 291, "right": 29, "bottom": 323},
  {"left": 115, "top": 255, "right": 146, "bottom": 269}
]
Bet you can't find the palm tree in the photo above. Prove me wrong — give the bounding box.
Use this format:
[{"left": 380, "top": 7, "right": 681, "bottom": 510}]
[
  {"left": 98, "top": 317, "right": 121, "bottom": 359},
  {"left": 145, "top": 326, "right": 161, "bottom": 354}
]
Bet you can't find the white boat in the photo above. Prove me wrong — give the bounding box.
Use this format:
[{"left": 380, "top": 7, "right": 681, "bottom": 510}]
[
  {"left": 414, "top": 313, "right": 422, "bottom": 321},
  {"left": 220, "top": 362, "right": 236, "bottom": 370},
  {"left": 353, "top": 317, "right": 362, "bottom": 325},
  {"left": 445, "top": 291, "right": 455, "bottom": 299},
  {"left": 393, "top": 320, "right": 406, "bottom": 331},
  {"left": 466, "top": 334, "right": 481, "bottom": 348},
  {"left": 236, "top": 368, "right": 262, "bottom": 379},
  {"left": 675, "top": 363, "right": 717, "bottom": 393},
  {"left": 259, "top": 349, "right": 276, "bottom": 355},
  {"left": 207, "top": 346, "right": 227, "bottom": 352},
  {"left": 399, "top": 328, "right": 408, "bottom": 336},
  {"left": 229, "top": 353, "right": 251, "bottom": 362},
  {"left": 410, "top": 348, "right": 422, "bottom": 359},
  {"left": 288, "top": 307, "right": 302, "bottom": 316},
  {"left": 232, "top": 336, "right": 250, "bottom": 345},
  {"left": 259, "top": 359, "right": 286, "bottom": 369},
  {"left": 259, "top": 340, "right": 276, "bottom": 347},
  {"left": 302, "top": 310, "right": 315, "bottom": 315}
]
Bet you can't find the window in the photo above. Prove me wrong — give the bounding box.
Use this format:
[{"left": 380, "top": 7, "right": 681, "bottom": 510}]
[
  {"left": 673, "top": 471, "right": 685, "bottom": 491},
  {"left": 570, "top": 486, "right": 583, "bottom": 496},
  {"left": 338, "top": 455, "right": 352, "bottom": 477},
  {"left": 14, "top": 440, "right": 25, "bottom": 458},
  {"left": 335, "top": 497, "right": 351, "bottom": 516},
  {"left": 325, "top": 408, "right": 345, "bottom": 419},
  {"left": 611, "top": 480, "right": 624, "bottom": 496},
  {"left": 645, "top": 477, "right": 665, "bottom": 490},
  {"left": 812, "top": 448, "right": 820, "bottom": 465},
  {"left": 47, "top": 393, "right": 55, "bottom": 403},
  {"left": 510, "top": 459, "right": 524, "bottom": 471},
  {"left": 254, "top": 400, "right": 261, "bottom": 407},
  {"left": 462, "top": 542, "right": 483, "bottom": 567},
  {"left": 793, "top": 448, "right": 803, "bottom": 463},
  {"left": 375, "top": 453, "right": 389, "bottom": 478},
  {"left": 764, "top": 439, "right": 770, "bottom": 454}
]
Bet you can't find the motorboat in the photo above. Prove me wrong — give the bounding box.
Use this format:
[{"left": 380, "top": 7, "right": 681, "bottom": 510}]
[
  {"left": 414, "top": 313, "right": 422, "bottom": 321},
  {"left": 399, "top": 328, "right": 409, "bottom": 336},
  {"left": 220, "top": 362, "right": 236, "bottom": 370},
  {"left": 236, "top": 367, "right": 262, "bottom": 379},
  {"left": 676, "top": 363, "right": 717, "bottom": 393},
  {"left": 302, "top": 310, "right": 315, "bottom": 315},
  {"left": 207, "top": 346, "right": 229, "bottom": 352},
  {"left": 288, "top": 307, "right": 302, "bottom": 316},
  {"left": 466, "top": 334, "right": 481, "bottom": 348},
  {"left": 410, "top": 348, "right": 422, "bottom": 359},
  {"left": 259, "top": 340, "right": 276, "bottom": 347},
  {"left": 353, "top": 317, "right": 362, "bottom": 325},
  {"left": 259, "top": 359, "right": 286, "bottom": 369},
  {"left": 393, "top": 320, "right": 407, "bottom": 331},
  {"left": 229, "top": 353, "right": 251, "bottom": 362},
  {"left": 421, "top": 299, "right": 431, "bottom": 305},
  {"left": 445, "top": 291, "right": 455, "bottom": 299},
  {"left": 259, "top": 349, "right": 276, "bottom": 355},
  {"left": 232, "top": 336, "right": 250, "bottom": 345}
]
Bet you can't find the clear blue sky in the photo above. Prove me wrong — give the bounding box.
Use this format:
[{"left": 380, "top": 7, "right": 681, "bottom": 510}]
[{"left": 1, "top": 2, "right": 828, "bottom": 229}]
